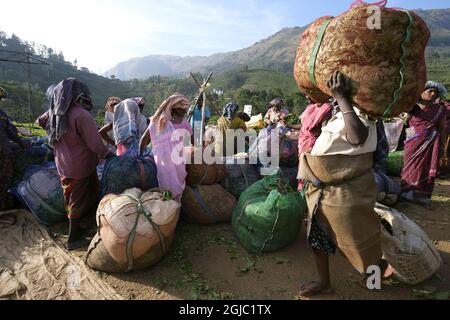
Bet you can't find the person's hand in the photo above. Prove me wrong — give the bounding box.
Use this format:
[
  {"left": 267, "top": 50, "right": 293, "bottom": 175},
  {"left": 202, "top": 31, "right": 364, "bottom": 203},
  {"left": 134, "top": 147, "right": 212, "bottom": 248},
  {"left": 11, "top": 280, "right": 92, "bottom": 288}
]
[{"left": 327, "top": 71, "right": 352, "bottom": 100}]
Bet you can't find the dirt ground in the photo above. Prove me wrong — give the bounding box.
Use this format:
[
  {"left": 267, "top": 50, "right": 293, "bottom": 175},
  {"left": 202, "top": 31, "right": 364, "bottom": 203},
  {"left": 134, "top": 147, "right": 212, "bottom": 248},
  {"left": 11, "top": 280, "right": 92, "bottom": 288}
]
[{"left": 60, "top": 179, "right": 450, "bottom": 301}]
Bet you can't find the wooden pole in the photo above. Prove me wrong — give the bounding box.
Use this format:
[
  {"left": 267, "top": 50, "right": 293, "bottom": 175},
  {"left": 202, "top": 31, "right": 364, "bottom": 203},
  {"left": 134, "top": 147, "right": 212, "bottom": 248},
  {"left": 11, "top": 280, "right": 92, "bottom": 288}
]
[
  {"left": 199, "top": 73, "right": 213, "bottom": 147},
  {"left": 26, "top": 53, "right": 33, "bottom": 130},
  {"left": 200, "top": 91, "right": 206, "bottom": 147}
]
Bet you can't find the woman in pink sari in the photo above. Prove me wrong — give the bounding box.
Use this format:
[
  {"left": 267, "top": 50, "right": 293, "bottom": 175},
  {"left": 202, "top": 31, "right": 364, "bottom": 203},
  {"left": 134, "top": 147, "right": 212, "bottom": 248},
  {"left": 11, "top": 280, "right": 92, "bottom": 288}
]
[
  {"left": 401, "top": 81, "right": 448, "bottom": 205},
  {"left": 140, "top": 94, "right": 192, "bottom": 202}
]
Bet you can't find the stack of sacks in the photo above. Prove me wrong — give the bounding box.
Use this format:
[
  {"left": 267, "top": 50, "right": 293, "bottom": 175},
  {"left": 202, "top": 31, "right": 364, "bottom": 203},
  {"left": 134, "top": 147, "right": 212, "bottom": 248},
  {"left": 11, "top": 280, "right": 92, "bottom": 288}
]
[{"left": 183, "top": 156, "right": 236, "bottom": 224}]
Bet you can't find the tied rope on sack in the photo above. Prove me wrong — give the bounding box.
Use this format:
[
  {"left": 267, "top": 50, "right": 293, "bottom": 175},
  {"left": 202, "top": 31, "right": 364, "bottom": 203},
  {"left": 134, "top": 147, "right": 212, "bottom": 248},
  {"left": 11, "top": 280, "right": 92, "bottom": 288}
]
[
  {"left": 87, "top": 189, "right": 169, "bottom": 273},
  {"left": 351, "top": 0, "right": 414, "bottom": 118},
  {"left": 308, "top": 0, "right": 417, "bottom": 118},
  {"left": 233, "top": 175, "right": 304, "bottom": 254},
  {"left": 123, "top": 191, "right": 167, "bottom": 273}
]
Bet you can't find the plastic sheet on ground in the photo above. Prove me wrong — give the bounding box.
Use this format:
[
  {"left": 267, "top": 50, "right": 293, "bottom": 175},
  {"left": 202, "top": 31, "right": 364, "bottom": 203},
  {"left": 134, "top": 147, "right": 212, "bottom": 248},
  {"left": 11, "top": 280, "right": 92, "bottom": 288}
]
[{"left": 0, "top": 210, "right": 122, "bottom": 300}]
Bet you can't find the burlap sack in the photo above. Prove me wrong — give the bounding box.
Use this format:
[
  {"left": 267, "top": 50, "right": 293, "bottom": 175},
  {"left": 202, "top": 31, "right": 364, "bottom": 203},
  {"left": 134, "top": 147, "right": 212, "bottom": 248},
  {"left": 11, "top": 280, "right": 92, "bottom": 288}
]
[
  {"left": 294, "top": 4, "right": 430, "bottom": 117},
  {"left": 85, "top": 188, "right": 180, "bottom": 273},
  {"left": 375, "top": 203, "right": 442, "bottom": 285},
  {"left": 186, "top": 163, "right": 227, "bottom": 186},
  {"left": 181, "top": 184, "right": 236, "bottom": 224}
]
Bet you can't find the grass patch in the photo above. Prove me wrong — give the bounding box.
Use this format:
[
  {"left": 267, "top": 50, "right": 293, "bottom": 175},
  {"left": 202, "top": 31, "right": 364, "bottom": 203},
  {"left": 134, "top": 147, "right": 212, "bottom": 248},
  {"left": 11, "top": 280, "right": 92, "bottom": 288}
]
[{"left": 14, "top": 122, "right": 47, "bottom": 138}]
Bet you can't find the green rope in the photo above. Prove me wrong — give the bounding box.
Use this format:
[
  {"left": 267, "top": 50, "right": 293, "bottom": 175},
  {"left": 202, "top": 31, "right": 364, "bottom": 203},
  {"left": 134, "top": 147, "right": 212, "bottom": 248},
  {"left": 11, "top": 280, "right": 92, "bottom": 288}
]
[
  {"left": 124, "top": 192, "right": 168, "bottom": 272},
  {"left": 383, "top": 10, "right": 414, "bottom": 118},
  {"left": 308, "top": 18, "right": 333, "bottom": 86},
  {"left": 234, "top": 196, "right": 267, "bottom": 230},
  {"left": 259, "top": 199, "right": 281, "bottom": 254}
]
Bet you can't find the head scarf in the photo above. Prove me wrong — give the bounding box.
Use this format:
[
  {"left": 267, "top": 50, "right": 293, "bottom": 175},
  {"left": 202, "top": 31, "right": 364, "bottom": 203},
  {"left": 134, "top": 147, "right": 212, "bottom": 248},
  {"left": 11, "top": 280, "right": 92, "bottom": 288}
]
[
  {"left": 269, "top": 98, "right": 284, "bottom": 108},
  {"left": 425, "top": 81, "right": 448, "bottom": 99},
  {"left": 113, "top": 99, "right": 141, "bottom": 145},
  {"left": 46, "top": 85, "right": 57, "bottom": 103},
  {"left": 48, "top": 78, "right": 92, "bottom": 146},
  {"left": 105, "top": 96, "right": 122, "bottom": 112},
  {"left": 151, "top": 93, "right": 190, "bottom": 133},
  {"left": 222, "top": 102, "right": 239, "bottom": 120},
  {"left": 132, "top": 97, "right": 145, "bottom": 107}
]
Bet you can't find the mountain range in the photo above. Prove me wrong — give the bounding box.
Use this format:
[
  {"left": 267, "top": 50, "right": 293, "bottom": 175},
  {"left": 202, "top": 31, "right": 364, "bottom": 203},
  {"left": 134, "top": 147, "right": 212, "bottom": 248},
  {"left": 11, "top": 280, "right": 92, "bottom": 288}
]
[{"left": 105, "top": 8, "right": 450, "bottom": 81}]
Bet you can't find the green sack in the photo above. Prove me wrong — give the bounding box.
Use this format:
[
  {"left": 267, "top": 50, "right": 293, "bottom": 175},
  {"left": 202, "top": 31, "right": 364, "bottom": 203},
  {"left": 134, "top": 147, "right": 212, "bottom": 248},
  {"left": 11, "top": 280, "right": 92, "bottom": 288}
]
[
  {"left": 387, "top": 151, "right": 404, "bottom": 177},
  {"left": 232, "top": 173, "right": 306, "bottom": 254}
]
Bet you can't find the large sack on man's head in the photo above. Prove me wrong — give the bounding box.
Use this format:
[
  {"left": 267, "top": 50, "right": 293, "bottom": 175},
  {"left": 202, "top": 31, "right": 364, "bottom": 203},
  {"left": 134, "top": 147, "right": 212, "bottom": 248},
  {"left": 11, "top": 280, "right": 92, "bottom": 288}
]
[
  {"left": 294, "top": 4, "right": 430, "bottom": 117},
  {"left": 85, "top": 188, "right": 180, "bottom": 273}
]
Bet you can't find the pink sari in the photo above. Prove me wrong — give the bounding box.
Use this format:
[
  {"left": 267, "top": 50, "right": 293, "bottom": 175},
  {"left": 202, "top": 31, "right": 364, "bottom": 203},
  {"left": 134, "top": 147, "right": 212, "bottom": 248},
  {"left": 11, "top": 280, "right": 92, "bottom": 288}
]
[
  {"left": 149, "top": 119, "right": 192, "bottom": 201},
  {"left": 297, "top": 103, "right": 333, "bottom": 190}
]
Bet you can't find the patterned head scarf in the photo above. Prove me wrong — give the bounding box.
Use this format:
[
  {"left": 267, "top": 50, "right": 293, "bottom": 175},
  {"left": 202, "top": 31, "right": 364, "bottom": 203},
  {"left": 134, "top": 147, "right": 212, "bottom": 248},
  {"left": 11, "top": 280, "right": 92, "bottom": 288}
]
[
  {"left": 151, "top": 93, "right": 190, "bottom": 133},
  {"left": 132, "top": 97, "right": 145, "bottom": 107},
  {"left": 48, "top": 78, "right": 92, "bottom": 145},
  {"left": 425, "top": 81, "right": 448, "bottom": 99},
  {"left": 46, "top": 85, "right": 57, "bottom": 103},
  {"left": 222, "top": 102, "right": 239, "bottom": 120},
  {"left": 269, "top": 98, "right": 284, "bottom": 110}
]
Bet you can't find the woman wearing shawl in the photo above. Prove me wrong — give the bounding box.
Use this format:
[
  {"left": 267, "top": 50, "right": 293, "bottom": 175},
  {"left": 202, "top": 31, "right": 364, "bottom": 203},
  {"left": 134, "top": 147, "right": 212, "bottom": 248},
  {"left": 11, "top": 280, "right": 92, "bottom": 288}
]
[
  {"left": 99, "top": 98, "right": 146, "bottom": 157},
  {"left": 139, "top": 93, "right": 192, "bottom": 202},
  {"left": 215, "top": 102, "right": 246, "bottom": 157},
  {"left": 264, "top": 98, "right": 290, "bottom": 128},
  {"left": 48, "top": 78, "right": 113, "bottom": 250},
  {"left": 401, "top": 81, "right": 448, "bottom": 205},
  {"left": 298, "top": 71, "right": 385, "bottom": 297}
]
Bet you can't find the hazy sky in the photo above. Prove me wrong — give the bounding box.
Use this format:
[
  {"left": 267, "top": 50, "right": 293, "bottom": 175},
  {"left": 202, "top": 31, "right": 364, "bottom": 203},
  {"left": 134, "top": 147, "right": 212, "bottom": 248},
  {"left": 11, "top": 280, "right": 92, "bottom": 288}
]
[{"left": 1, "top": 0, "right": 448, "bottom": 74}]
